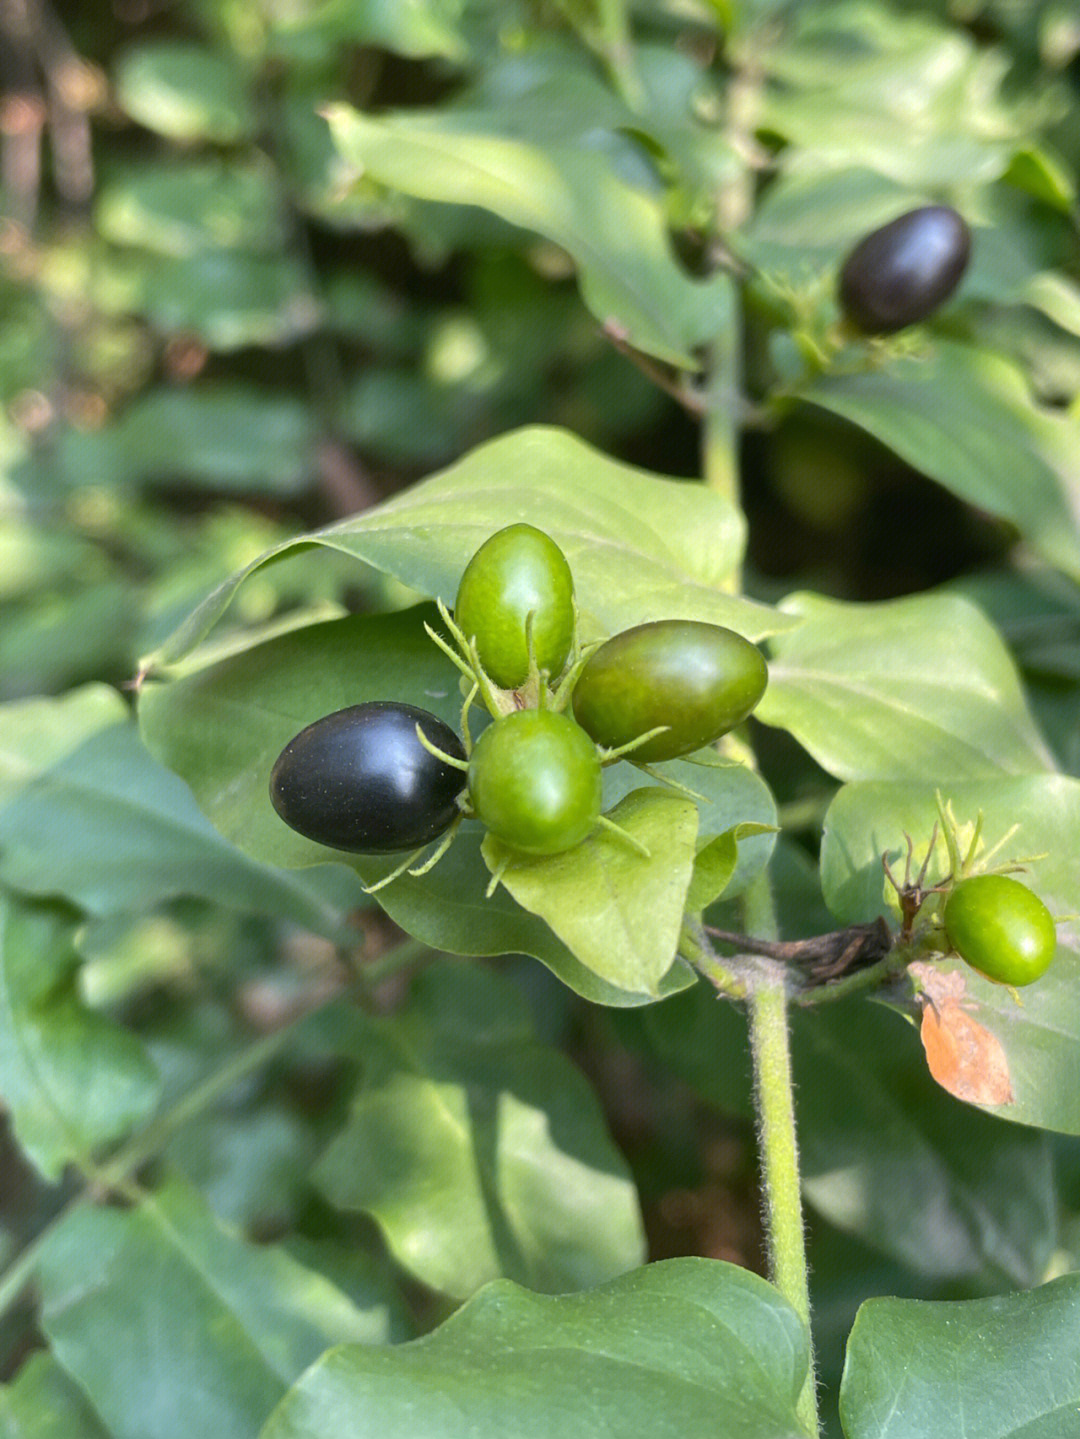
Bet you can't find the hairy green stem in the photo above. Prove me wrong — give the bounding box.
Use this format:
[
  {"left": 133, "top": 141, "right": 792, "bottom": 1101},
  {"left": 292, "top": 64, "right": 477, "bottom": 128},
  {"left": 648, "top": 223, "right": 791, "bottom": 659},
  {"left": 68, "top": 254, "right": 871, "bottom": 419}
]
[
  {"left": 743, "top": 873, "right": 819, "bottom": 1436},
  {"left": 680, "top": 924, "right": 748, "bottom": 999}
]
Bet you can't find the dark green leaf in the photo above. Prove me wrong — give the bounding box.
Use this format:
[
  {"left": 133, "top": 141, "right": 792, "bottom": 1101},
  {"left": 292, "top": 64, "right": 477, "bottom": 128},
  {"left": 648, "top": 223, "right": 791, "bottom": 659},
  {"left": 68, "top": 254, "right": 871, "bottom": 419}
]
[
  {"left": 792, "top": 1000, "right": 1055, "bottom": 1285},
  {"left": 260, "top": 1259, "right": 809, "bottom": 1439},
  {"left": 315, "top": 964, "right": 646, "bottom": 1299},
  {"left": 0, "top": 685, "right": 361, "bottom": 939},
  {"left": 0, "top": 892, "right": 160, "bottom": 1180},
  {"left": 37, "top": 1179, "right": 392, "bottom": 1439},
  {"left": 840, "top": 1274, "right": 1080, "bottom": 1438},
  {"left": 791, "top": 343, "right": 1080, "bottom": 581}
]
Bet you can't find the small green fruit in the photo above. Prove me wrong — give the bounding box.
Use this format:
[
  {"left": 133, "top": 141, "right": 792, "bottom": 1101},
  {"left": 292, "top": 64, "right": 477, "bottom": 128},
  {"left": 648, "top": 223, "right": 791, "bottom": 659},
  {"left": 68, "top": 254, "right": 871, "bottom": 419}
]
[
  {"left": 467, "top": 708, "right": 601, "bottom": 855},
  {"left": 571, "top": 619, "right": 767, "bottom": 763},
  {"left": 454, "top": 524, "right": 574, "bottom": 688},
  {"left": 943, "top": 874, "right": 1056, "bottom": 986}
]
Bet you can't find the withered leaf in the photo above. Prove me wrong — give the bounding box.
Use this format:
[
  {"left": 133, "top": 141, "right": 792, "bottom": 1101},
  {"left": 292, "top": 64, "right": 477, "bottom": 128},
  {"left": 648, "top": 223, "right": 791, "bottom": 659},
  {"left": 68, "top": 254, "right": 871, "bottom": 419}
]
[{"left": 920, "top": 999, "right": 1014, "bottom": 1106}]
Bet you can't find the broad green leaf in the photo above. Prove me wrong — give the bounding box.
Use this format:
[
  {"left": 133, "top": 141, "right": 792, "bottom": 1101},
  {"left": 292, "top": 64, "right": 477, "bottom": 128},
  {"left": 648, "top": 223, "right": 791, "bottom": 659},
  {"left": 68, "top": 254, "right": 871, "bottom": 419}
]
[
  {"left": 792, "top": 1000, "right": 1055, "bottom": 1285},
  {"left": 482, "top": 788, "right": 699, "bottom": 996},
  {"left": 1002, "top": 143, "right": 1076, "bottom": 211},
  {"left": 114, "top": 41, "right": 257, "bottom": 144},
  {"left": 757, "top": 590, "right": 1056, "bottom": 782},
  {"left": 840, "top": 1273, "right": 1080, "bottom": 1439},
  {"left": 95, "top": 159, "right": 285, "bottom": 257},
  {"left": 819, "top": 775, "right": 1080, "bottom": 1133},
  {"left": 617, "top": 970, "right": 1056, "bottom": 1282},
  {"left": 52, "top": 385, "right": 314, "bottom": 495},
  {"left": 139, "top": 607, "right": 685, "bottom": 1005},
  {"left": 0, "top": 893, "right": 160, "bottom": 1180},
  {"left": 259, "top": 1258, "right": 808, "bottom": 1439},
  {"left": 315, "top": 964, "right": 645, "bottom": 1300},
  {"left": 325, "top": 104, "right": 729, "bottom": 368},
  {"left": 143, "top": 426, "right": 785, "bottom": 669},
  {"left": 790, "top": 343, "right": 1080, "bottom": 581},
  {"left": 0, "top": 686, "right": 361, "bottom": 940},
  {"left": 0, "top": 1353, "right": 110, "bottom": 1439},
  {"left": 37, "top": 1178, "right": 392, "bottom": 1439}
]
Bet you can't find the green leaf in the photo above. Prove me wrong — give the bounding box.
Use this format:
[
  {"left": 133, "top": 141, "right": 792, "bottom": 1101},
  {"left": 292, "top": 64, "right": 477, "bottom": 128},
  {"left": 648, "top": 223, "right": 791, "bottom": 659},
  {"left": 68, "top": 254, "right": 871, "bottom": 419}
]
[
  {"left": 840, "top": 1273, "right": 1080, "bottom": 1439},
  {"left": 687, "top": 821, "right": 779, "bottom": 912},
  {"left": 757, "top": 4, "right": 1057, "bottom": 189},
  {"left": 604, "top": 756, "right": 778, "bottom": 901},
  {"left": 819, "top": 775, "right": 1080, "bottom": 1134},
  {"left": 95, "top": 159, "right": 285, "bottom": 257},
  {"left": 139, "top": 607, "right": 682, "bottom": 1005},
  {"left": 483, "top": 788, "right": 699, "bottom": 997},
  {"left": 757, "top": 590, "right": 1055, "bottom": 782},
  {"left": 0, "top": 685, "right": 361, "bottom": 940},
  {"left": 0, "top": 892, "right": 160, "bottom": 1180},
  {"left": 0, "top": 1353, "right": 111, "bottom": 1439},
  {"left": 125, "top": 250, "right": 319, "bottom": 351},
  {"left": 1002, "top": 144, "right": 1076, "bottom": 210},
  {"left": 792, "top": 1000, "right": 1055, "bottom": 1285},
  {"left": 325, "top": 104, "right": 729, "bottom": 368},
  {"left": 315, "top": 963, "right": 645, "bottom": 1301},
  {"left": 790, "top": 343, "right": 1080, "bottom": 581},
  {"left": 744, "top": 166, "right": 922, "bottom": 271},
  {"left": 114, "top": 41, "right": 257, "bottom": 144},
  {"left": 36, "top": 1178, "right": 391, "bottom": 1439},
  {"left": 143, "top": 425, "right": 786, "bottom": 669},
  {"left": 163, "top": 1103, "right": 320, "bottom": 1231},
  {"left": 614, "top": 979, "right": 754, "bottom": 1121},
  {"left": 260, "top": 1258, "right": 808, "bottom": 1439},
  {"left": 268, "top": 0, "right": 468, "bottom": 62},
  {"left": 53, "top": 385, "right": 314, "bottom": 496}
]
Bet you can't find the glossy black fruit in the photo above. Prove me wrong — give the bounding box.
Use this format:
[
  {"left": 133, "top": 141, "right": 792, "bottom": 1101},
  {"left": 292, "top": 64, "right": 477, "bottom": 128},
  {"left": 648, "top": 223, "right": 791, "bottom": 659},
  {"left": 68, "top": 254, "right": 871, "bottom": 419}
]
[
  {"left": 269, "top": 702, "right": 466, "bottom": 852},
  {"left": 839, "top": 206, "right": 971, "bottom": 334},
  {"left": 571, "top": 620, "right": 768, "bottom": 763}
]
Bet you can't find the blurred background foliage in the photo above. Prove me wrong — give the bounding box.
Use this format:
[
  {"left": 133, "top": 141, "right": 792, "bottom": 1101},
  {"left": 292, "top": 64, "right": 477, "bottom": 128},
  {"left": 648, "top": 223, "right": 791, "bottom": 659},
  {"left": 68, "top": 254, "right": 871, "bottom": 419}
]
[{"left": 1, "top": 1, "right": 1080, "bottom": 1434}]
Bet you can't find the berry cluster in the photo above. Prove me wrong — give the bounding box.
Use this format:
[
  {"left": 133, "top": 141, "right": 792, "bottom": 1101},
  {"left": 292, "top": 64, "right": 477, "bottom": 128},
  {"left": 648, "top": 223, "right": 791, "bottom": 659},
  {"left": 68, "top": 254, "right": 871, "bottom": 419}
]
[{"left": 269, "top": 523, "right": 767, "bottom": 882}]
